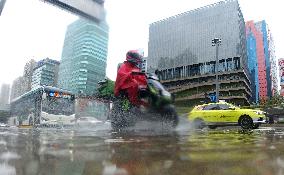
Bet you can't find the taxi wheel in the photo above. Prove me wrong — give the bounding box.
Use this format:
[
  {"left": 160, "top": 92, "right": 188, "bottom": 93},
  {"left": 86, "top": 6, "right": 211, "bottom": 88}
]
[
  {"left": 193, "top": 118, "right": 205, "bottom": 129},
  {"left": 239, "top": 115, "right": 253, "bottom": 129},
  {"left": 252, "top": 123, "right": 260, "bottom": 129},
  {"left": 208, "top": 125, "right": 217, "bottom": 129}
]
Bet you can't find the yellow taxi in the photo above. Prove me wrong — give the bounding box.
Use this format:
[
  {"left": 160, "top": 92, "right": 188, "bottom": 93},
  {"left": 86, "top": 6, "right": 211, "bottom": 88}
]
[{"left": 188, "top": 102, "right": 267, "bottom": 129}]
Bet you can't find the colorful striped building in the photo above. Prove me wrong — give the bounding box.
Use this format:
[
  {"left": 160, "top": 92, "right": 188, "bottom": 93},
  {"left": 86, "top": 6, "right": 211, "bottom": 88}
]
[{"left": 246, "top": 20, "right": 278, "bottom": 103}]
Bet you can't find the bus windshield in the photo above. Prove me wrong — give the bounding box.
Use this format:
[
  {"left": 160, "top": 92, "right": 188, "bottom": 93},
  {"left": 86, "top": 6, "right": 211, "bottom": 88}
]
[
  {"left": 42, "top": 95, "right": 74, "bottom": 116},
  {"left": 9, "top": 86, "right": 75, "bottom": 126}
]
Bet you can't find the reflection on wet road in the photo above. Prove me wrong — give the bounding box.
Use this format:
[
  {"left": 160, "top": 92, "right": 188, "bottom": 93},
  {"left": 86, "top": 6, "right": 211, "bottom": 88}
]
[{"left": 1, "top": 124, "right": 284, "bottom": 175}]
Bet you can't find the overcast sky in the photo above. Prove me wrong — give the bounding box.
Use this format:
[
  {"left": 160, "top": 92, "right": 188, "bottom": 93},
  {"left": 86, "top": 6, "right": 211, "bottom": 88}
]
[{"left": 0, "top": 0, "right": 283, "bottom": 87}]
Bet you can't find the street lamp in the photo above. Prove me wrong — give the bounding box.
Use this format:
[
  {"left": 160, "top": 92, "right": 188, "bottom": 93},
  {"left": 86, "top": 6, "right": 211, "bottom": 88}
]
[{"left": 212, "top": 38, "right": 221, "bottom": 102}]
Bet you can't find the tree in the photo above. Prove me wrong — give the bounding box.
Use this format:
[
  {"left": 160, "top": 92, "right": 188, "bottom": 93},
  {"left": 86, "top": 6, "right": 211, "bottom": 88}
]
[
  {"left": 96, "top": 78, "right": 115, "bottom": 100},
  {"left": 260, "top": 93, "right": 284, "bottom": 108}
]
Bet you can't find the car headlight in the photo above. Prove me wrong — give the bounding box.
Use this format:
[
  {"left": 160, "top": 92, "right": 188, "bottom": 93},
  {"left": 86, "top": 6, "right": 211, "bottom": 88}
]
[{"left": 255, "top": 111, "right": 264, "bottom": 115}]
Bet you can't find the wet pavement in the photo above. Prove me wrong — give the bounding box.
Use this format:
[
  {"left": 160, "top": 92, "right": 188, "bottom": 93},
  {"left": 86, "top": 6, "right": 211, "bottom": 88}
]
[{"left": 1, "top": 121, "right": 284, "bottom": 175}]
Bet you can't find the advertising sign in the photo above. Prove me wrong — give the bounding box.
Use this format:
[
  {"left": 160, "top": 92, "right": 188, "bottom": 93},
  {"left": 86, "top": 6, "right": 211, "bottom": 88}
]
[
  {"left": 47, "top": 91, "right": 73, "bottom": 99},
  {"left": 209, "top": 93, "right": 216, "bottom": 102}
]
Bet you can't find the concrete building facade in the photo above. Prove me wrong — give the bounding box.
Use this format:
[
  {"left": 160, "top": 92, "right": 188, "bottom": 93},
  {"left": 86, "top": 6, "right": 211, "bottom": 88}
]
[
  {"left": 31, "top": 58, "right": 60, "bottom": 89},
  {"left": 279, "top": 58, "right": 284, "bottom": 96},
  {"left": 246, "top": 21, "right": 265, "bottom": 103},
  {"left": 0, "top": 84, "right": 10, "bottom": 105},
  {"left": 10, "top": 59, "right": 37, "bottom": 101},
  {"left": 23, "top": 59, "right": 37, "bottom": 92},
  {"left": 148, "top": 0, "right": 251, "bottom": 106},
  {"left": 246, "top": 27, "right": 259, "bottom": 104},
  {"left": 267, "top": 27, "right": 278, "bottom": 96},
  {"left": 246, "top": 20, "right": 278, "bottom": 102},
  {"left": 10, "top": 76, "right": 25, "bottom": 101}
]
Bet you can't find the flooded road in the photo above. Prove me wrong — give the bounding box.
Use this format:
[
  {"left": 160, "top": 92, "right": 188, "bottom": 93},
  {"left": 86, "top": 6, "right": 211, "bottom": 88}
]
[{"left": 1, "top": 122, "right": 284, "bottom": 175}]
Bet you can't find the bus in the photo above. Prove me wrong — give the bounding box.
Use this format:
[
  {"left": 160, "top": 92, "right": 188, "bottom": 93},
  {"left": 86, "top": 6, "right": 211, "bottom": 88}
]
[{"left": 9, "top": 86, "right": 75, "bottom": 127}]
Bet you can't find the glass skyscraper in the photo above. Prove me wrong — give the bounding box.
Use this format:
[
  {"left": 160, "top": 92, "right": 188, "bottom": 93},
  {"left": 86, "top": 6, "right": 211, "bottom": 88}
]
[
  {"left": 58, "top": 18, "right": 109, "bottom": 95},
  {"left": 148, "top": 0, "right": 251, "bottom": 105}
]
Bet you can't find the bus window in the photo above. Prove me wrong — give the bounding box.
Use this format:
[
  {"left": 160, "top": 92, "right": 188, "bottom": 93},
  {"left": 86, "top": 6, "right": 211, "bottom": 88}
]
[
  {"left": 10, "top": 86, "right": 75, "bottom": 126},
  {"left": 42, "top": 91, "right": 75, "bottom": 116}
]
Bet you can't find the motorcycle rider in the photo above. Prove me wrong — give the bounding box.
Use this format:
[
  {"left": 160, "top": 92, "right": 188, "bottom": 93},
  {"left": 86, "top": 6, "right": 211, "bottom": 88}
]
[{"left": 114, "top": 50, "right": 147, "bottom": 108}]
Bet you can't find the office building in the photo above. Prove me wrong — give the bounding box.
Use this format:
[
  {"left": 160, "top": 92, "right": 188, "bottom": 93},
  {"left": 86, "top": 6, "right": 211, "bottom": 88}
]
[
  {"left": 266, "top": 24, "right": 278, "bottom": 97},
  {"left": 246, "top": 21, "right": 262, "bottom": 103},
  {"left": 148, "top": 0, "right": 251, "bottom": 105},
  {"left": 58, "top": 18, "right": 109, "bottom": 95},
  {"left": 10, "top": 76, "right": 25, "bottom": 101},
  {"left": 246, "top": 20, "right": 278, "bottom": 102},
  {"left": 31, "top": 58, "right": 60, "bottom": 89},
  {"left": 279, "top": 58, "right": 284, "bottom": 96},
  {"left": 23, "top": 59, "right": 37, "bottom": 92},
  {"left": 10, "top": 59, "right": 37, "bottom": 100},
  {"left": 0, "top": 84, "right": 10, "bottom": 105}
]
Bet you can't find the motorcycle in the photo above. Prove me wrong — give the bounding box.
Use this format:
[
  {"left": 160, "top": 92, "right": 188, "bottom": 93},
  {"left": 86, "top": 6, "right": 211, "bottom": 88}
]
[{"left": 110, "top": 71, "right": 179, "bottom": 130}]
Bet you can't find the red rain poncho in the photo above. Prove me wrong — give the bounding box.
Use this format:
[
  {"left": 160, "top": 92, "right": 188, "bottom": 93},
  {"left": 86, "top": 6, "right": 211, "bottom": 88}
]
[{"left": 114, "top": 61, "right": 147, "bottom": 107}]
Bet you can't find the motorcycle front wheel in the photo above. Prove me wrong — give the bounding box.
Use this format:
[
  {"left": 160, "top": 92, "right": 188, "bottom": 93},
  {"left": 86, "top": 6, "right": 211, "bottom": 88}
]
[
  {"left": 160, "top": 104, "right": 179, "bottom": 128},
  {"left": 110, "top": 99, "right": 136, "bottom": 130}
]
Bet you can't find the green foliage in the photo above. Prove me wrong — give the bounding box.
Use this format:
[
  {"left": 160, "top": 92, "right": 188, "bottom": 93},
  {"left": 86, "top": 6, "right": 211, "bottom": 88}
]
[
  {"left": 121, "top": 98, "right": 131, "bottom": 111},
  {"left": 259, "top": 94, "right": 284, "bottom": 108},
  {"left": 96, "top": 78, "right": 115, "bottom": 99}
]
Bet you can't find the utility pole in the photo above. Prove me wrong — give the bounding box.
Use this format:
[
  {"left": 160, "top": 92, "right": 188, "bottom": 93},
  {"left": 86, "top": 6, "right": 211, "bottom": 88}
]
[{"left": 212, "top": 38, "right": 221, "bottom": 102}]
